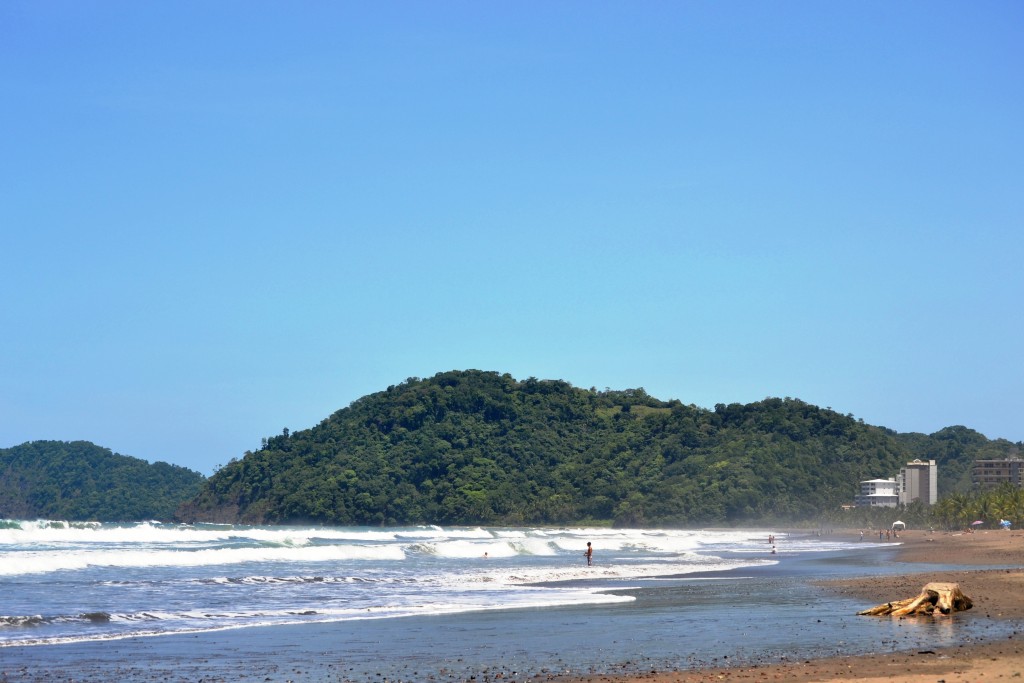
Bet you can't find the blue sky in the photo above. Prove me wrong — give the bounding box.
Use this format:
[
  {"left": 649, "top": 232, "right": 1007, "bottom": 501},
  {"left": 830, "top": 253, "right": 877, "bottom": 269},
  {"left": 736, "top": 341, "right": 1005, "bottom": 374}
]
[{"left": 2, "top": 2, "right": 1022, "bottom": 475}]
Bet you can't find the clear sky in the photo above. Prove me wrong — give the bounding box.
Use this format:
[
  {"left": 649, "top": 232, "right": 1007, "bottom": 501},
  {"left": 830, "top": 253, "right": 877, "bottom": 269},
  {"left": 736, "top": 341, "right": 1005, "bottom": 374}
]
[{"left": 2, "top": 2, "right": 1022, "bottom": 475}]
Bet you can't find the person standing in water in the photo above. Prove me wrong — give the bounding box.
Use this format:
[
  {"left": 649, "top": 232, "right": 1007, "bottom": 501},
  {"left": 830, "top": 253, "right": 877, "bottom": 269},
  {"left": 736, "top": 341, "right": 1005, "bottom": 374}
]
[{"left": 584, "top": 542, "right": 593, "bottom": 566}]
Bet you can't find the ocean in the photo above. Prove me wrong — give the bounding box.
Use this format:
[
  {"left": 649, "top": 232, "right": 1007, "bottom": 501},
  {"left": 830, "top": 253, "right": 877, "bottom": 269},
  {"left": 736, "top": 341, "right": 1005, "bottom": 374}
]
[{"left": 0, "top": 522, "right": 1011, "bottom": 681}]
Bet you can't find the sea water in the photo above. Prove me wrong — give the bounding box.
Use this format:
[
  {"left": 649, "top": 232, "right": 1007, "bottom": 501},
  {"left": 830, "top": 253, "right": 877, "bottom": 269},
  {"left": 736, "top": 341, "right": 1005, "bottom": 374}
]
[
  {"left": 0, "top": 522, "right": 795, "bottom": 647},
  {"left": 0, "top": 522, "right": 1012, "bottom": 681}
]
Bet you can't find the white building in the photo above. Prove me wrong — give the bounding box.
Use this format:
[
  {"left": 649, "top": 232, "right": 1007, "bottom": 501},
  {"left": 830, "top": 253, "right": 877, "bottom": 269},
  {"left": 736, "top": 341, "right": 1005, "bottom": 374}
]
[
  {"left": 856, "top": 478, "right": 899, "bottom": 507},
  {"left": 898, "top": 459, "right": 937, "bottom": 505}
]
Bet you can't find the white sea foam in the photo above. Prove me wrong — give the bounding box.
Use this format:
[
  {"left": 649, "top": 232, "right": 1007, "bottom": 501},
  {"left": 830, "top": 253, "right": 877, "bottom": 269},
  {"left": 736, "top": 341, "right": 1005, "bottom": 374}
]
[
  {"left": 0, "top": 587, "right": 636, "bottom": 649},
  {"left": 0, "top": 521, "right": 265, "bottom": 547},
  {"left": 467, "top": 558, "right": 774, "bottom": 586},
  {"left": 429, "top": 540, "right": 518, "bottom": 558},
  {"left": 423, "top": 536, "right": 560, "bottom": 559},
  {"left": 0, "top": 521, "right": 510, "bottom": 549},
  {"left": 551, "top": 536, "right": 627, "bottom": 552},
  {"left": 0, "top": 543, "right": 406, "bottom": 576},
  {"left": 493, "top": 530, "right": 527, "bottom": 538},
  {"left": 510, "top": 538, "right": 558, "bottom": 555}
]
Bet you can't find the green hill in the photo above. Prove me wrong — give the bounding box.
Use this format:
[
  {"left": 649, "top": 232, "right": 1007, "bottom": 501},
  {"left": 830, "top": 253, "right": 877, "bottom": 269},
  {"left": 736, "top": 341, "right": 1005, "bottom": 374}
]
[
  {"left": 0, "top": 440, "right": 206, "bottom": 521},
  {"left": 179, "top": 370, "right": 1022, "bottom": 526}
]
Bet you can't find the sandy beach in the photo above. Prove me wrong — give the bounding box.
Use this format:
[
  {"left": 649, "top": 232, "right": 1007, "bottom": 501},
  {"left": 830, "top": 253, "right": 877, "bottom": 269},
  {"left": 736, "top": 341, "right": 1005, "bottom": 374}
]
[{"left": 567, "top": 529, "right": 1024, "bottom": 683}]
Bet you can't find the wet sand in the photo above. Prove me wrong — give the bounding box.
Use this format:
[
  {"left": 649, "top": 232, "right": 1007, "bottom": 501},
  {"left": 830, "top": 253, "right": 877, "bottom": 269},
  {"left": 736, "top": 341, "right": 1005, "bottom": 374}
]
[{"left": 567, "top": 529, "right": 1024, "bottom": 683}]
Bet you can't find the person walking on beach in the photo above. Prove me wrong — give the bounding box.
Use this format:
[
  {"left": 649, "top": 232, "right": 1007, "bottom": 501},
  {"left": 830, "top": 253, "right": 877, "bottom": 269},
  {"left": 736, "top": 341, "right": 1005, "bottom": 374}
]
[{"left": 584, "top": 542, "right": 593, "bottom": 566}]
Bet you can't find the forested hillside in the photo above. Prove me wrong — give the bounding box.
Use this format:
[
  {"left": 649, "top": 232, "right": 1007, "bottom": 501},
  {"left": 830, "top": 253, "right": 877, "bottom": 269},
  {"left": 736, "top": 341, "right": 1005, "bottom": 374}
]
[
  {"left": 0, "top": 441, "right": 206, "bottom": 521},
  {"left": 179, "top": 370, "right": 1021, "bottom": 526}
]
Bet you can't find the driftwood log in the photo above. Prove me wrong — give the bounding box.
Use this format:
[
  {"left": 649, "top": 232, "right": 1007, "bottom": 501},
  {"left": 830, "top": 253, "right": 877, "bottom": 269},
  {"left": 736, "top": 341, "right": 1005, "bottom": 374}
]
[{"left": 858, "top": 582, "right": 973, "bottom": 617}]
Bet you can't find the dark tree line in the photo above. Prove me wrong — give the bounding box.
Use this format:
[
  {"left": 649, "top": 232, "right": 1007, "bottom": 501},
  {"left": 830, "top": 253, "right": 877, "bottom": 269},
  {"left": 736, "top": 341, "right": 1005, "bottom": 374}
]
[
  {"left": 178, "top": 370, "right": 1022, "bottom": 527},
  {"left": 0, "top": 440, "right": 205, "bottom": 521}
]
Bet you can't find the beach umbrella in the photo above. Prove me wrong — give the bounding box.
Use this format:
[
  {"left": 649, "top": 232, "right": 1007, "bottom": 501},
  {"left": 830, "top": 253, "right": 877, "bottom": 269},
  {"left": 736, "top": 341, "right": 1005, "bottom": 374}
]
[
  {"left": 1000, "top": 520, "right": 1012, "bottom": 528},
  {"left": 971, "top": 520, "right": 985, "bottom": 525}
]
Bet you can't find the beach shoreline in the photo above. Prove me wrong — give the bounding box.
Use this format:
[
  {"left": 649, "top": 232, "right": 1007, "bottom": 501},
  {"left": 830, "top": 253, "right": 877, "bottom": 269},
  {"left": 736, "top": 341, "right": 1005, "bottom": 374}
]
[
  {"left": 562, "top": 528, "right": 1024, "bottom": 683},
  {"left": 3, "top": 527, "right": 1023, "bottom": 683}
]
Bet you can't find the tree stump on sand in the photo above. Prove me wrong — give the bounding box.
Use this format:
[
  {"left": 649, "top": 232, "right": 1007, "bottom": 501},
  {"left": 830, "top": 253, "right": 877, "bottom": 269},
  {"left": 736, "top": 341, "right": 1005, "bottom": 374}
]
[{"left": 857, "top": 582, "right": 973, "bottom": 617}]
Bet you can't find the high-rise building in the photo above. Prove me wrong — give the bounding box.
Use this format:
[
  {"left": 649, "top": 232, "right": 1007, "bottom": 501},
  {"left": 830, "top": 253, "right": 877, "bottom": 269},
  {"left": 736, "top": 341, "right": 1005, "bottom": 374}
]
[{"left": 898, "top": 459, "right": 937, "bottom": 505}]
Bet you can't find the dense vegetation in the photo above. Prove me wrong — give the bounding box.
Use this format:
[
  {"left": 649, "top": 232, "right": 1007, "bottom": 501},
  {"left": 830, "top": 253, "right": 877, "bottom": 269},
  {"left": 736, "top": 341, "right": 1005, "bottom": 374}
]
[
  {"left": 179, "top": 370, "right": 1021, "bottom": 527},
  {"left": 0, "top": 441, "right": 206, "bottom": 521}
]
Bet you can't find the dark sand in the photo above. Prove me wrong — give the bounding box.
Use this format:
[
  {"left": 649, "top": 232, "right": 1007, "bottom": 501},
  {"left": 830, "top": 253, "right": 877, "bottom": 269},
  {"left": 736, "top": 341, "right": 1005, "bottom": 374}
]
[{"left": 565, "top": 529, "right": 1024, "bottom": 683}]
